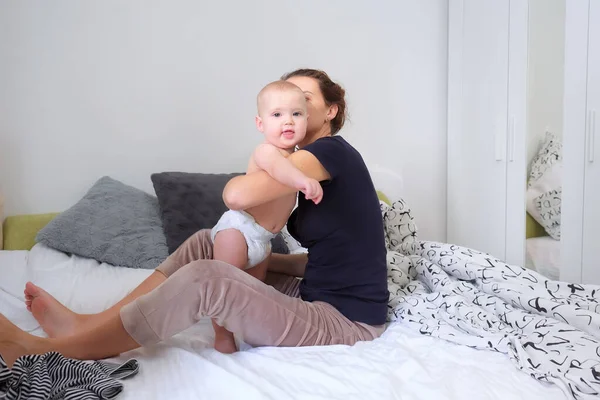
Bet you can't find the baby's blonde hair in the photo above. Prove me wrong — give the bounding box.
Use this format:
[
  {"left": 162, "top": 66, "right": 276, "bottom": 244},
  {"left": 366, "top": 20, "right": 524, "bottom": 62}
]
[{"left": 256, "top": 80, "right": 305, "bottom": 115}]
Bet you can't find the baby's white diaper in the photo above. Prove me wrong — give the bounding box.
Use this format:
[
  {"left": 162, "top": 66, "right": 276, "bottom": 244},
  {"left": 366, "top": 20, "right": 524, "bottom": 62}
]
[{"left": 211, "top": 210, "right": 277, "bottom": 269}]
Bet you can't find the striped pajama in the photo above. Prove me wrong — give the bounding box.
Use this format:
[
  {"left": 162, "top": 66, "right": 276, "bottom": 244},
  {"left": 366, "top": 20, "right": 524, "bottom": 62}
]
[{"left": 0, "top": 352, "right": 138, "bottom": 400}]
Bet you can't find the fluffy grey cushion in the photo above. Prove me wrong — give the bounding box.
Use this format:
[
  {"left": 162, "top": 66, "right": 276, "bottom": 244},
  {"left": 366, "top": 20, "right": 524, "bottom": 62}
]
[
  {"left": 151, "top": 171, "right": 289, "bottom": 255},
  {"left": 36, "top": 176, "right": 169, "bottom": 269}
]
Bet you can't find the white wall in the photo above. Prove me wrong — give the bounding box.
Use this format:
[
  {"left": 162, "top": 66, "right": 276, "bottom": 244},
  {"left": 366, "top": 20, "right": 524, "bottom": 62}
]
[
  {"left": 0, "top": 0, "right": 448, "bottom": 241},
  {"left": 527, "top": 0, "right": 565, "bottom": 168}
]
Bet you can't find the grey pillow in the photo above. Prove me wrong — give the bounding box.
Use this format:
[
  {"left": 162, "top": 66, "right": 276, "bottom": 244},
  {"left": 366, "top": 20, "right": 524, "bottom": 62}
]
[
  {"left": 151, "top": 171, "right": 289, "bottom": 255},
  {"left": 36, "top": 176, "right": 169, "bottom": 269}
]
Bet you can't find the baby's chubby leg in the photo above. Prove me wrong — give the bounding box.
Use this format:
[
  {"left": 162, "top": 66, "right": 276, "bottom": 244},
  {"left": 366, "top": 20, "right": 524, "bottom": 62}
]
[
  {"left": 213, "top": 229, "right": 270, "bottom": 281},
  {"left": 212, "top": 229, "right": 249, "bottom": 354},
  {"left": 213, "top": 229, "right": 249, "bottom": 269}
]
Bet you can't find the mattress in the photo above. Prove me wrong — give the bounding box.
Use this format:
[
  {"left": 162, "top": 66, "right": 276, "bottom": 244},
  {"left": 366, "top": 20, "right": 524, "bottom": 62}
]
[
  {"left": 0, "top": 244, "right": 566, "bottom": 400},
  {"left": 526, "top": 236, "right": 561, "bottom": 280}
]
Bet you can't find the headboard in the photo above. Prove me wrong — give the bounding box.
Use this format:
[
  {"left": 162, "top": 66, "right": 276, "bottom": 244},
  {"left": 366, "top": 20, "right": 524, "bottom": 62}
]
[{"left": 526, "top": 211, "right": 548, "bottom": 239}]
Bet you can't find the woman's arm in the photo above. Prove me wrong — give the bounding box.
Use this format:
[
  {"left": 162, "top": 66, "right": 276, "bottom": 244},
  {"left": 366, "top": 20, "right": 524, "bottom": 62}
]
[
  {"left": 223, "top": 149, "right": 330, "bottom": 210},
  {"left": 268, "top": 253, "right": 308, "bottom": 277}
]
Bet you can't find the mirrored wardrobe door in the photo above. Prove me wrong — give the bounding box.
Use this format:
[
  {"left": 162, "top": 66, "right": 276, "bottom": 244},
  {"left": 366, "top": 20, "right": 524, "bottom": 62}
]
[{"left": 524, "top": 0, "right": 565, "bottom": 280}]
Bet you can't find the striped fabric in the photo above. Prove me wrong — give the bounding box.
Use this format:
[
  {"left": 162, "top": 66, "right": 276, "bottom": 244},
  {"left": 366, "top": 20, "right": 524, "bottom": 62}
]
[{"left": 0, "top": 352, "right": 138, "bottom": 400}]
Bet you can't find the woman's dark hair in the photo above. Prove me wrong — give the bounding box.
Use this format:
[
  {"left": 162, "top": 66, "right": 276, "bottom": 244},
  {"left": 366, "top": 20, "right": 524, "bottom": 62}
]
[{"left": 281, "top": 69, "right": 347, "bottom": 135}]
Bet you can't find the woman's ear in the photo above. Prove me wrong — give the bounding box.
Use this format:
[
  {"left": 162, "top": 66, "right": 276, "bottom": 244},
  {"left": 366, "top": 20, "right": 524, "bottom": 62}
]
[
  {"left": 326, "top": 104, "right": 339, "bottom": 122},
  {"left": 255, "top": 116, "right": 264, "bottom": 132}
]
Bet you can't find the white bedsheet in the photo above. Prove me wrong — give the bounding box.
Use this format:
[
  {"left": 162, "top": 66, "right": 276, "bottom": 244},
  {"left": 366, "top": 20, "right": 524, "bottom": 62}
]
[
  {"left": 0, "top": 244, "right": 566, "bottom": 400},
  {"left": 526, "top": 236, "right": 561, "bottom": 280}
]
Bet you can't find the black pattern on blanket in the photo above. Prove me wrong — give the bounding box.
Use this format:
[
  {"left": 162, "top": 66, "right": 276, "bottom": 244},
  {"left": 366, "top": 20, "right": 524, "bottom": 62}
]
[{"left": 381, "top": 200, "right": 600, "bottom": 400}]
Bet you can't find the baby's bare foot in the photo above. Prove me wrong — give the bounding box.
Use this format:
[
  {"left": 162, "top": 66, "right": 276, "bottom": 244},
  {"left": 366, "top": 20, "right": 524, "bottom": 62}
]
[
  {"left": 214, "top": 333, "right": 238, "bottom": 354},
  {"left": 24, "top": 282, "right": 87, "bottom": 338},
  {"left": 212, "top": 320, "right": 238, "bottom": 354}
]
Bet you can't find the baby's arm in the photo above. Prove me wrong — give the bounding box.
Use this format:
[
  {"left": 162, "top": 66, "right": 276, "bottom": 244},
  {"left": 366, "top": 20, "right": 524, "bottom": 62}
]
[
  {"left": 253, "top": 143, "right": 323, "bottom": 204},
  {"left": 253, "top": 144, "right": 306, "bottom": 189}
]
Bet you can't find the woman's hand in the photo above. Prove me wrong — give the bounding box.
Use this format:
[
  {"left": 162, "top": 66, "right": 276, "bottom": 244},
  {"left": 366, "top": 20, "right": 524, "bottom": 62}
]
[
  {"left": 223, "top": 149, "right": 330, "bottom": 210},
  {"left": 268, "top": 253, "right": 308, "bottom": 278}
]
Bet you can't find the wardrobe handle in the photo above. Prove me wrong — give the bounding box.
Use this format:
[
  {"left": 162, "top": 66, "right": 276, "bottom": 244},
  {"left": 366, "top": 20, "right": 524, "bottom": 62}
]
[
  {"left": 589, "top": 110, "right": 596, "bottom": 163},
  {"left": 508, "top": 117, "right": 515, "bottom": 162}
]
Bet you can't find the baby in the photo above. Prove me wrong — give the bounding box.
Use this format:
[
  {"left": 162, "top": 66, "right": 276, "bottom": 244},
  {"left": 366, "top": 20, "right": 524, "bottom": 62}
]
[
  {"left": 209, "top": 80, "right": 323, "bottom": 352},
  {"left": 211, "top": 79, "right": 322, "bottom": 270}
]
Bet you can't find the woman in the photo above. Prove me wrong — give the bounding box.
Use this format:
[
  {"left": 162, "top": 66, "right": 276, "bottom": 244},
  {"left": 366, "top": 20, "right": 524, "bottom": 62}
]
[{"left": 0, "top": 69, "right": 389, "bottom": 366}]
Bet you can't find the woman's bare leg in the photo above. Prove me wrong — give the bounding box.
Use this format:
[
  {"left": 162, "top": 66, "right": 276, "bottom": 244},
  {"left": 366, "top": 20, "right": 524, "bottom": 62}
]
[
  {"left": 1, "top": 259, "right": 383, "bottom": 368},
  {"left": 24, "top": 230, "right": 214, "bottom": 338},
  {"left": 0, "top": 313, "right": 138, "bottom": 368},
  {"left": 24, "top": 272, "right": 166, "bottom": 338}
]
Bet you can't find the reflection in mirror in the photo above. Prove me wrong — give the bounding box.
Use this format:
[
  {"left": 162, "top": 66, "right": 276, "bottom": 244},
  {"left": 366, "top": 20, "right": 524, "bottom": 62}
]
[{"left": 524, "top": 0, "right": 565, "bottom": 280}]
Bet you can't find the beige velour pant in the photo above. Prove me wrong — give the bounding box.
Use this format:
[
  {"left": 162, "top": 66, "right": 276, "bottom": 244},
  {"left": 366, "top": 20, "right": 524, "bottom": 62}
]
[{"left": 119, "top": 229, "right": 385, "bottom": 348}]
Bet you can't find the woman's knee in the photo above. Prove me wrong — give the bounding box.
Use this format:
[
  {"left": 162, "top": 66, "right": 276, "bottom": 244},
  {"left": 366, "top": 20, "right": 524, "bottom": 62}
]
[
  {"left": 191, "top": 228, "right": 212, "bottom": 241},
  {"left": 157, "top": 230, "right": 214, "bottom": 277},
  {"left": 176, "top": 259, "right": 238, "bottom": 282},
  {"left": 185, "top": 229, "right": 213, "bottom": 251}
]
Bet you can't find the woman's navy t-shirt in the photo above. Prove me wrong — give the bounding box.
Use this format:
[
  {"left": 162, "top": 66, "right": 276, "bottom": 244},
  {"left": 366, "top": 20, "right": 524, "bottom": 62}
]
[{"left": 287, "top": 136, "right": 389, "bottom": 326}]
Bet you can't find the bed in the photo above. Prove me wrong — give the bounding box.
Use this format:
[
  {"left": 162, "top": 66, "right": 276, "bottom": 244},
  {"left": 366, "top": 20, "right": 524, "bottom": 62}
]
[
  {"left": 0, "top": 245, "right": 567, "bottom": 400},
  {"left": 0, "top": 169, "right": 596, "bottom": 400}
]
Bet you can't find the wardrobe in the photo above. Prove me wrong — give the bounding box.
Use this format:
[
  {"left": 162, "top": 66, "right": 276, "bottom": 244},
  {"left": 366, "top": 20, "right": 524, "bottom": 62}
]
[
  {"left": 447, "top": 0, "right": 528, "bottom": 267},
  {"left": 447, "top": 0, "right": 599, "bottom": 284}
]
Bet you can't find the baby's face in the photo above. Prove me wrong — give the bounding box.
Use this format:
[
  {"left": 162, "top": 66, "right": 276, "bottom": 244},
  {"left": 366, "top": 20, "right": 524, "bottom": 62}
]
[{"left": 256, "top": 90, "right": 308, "bottom": 150}]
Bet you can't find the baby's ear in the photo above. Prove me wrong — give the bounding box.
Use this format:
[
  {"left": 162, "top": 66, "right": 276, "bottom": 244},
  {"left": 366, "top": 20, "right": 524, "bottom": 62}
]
[{"left": 255, "top": 116, "right": 264, "bottom": 132}]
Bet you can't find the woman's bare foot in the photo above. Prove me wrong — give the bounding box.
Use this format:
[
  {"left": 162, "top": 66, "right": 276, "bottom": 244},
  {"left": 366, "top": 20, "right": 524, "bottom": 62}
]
[
  {"left": 24, "top": 282, "right": 87, "bottom": 338},
  {"left": 0, "top": 314, "right": 43, "bottom": 368},
  {"left": 212, "top": 321, "right": 238, "bottom": 354}
]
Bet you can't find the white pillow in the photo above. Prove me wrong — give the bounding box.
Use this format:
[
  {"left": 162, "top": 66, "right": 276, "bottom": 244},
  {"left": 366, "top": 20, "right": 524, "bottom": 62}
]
[
  {"left": 528, "top": 132, "right": 562, "bottom": 187},
  {"left": 534, "top": 188, "right": 561, "bottom": 240},
  {"left": 526, "top": 132, "right": 562, "bottom": 237},
  {"left": 366, "top": 163, "right": 404, "bottom": 205}
]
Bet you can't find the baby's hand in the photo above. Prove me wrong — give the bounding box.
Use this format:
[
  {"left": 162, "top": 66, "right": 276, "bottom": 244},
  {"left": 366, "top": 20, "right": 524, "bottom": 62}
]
[{"left": 299, "top": 178, "right": 323, "bottom": 204}]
